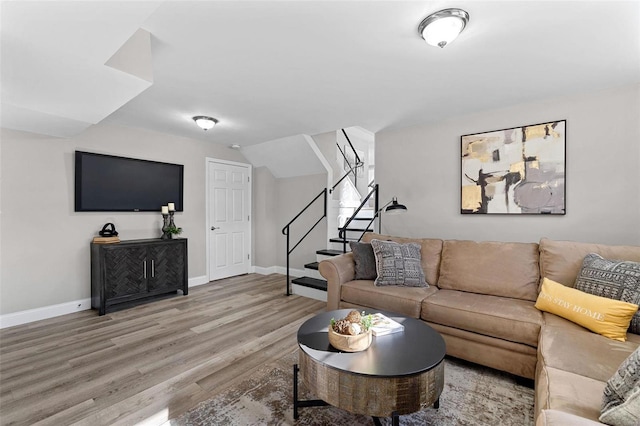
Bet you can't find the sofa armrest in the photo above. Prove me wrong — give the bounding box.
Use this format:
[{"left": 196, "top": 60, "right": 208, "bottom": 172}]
[{"left": 319, "top": 253, "right": 355, "bottom": 310}]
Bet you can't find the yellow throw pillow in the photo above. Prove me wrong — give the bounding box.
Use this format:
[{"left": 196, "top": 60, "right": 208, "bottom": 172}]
[{"left": 536, "top": 277, "right": 639, "bottom": 341}]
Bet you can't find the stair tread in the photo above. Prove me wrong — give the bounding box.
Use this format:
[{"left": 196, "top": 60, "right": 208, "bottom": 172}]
[
  {"left": 316, "top": 249, "right": 344, "bottom": 256},
  {"left": 291, "top": 277, "right": 327, "bottom": 291},
  {"left": 329, "top": 237, "right": 359, "bottom": 243},
  {"left": 304, "top": 262, "right": 319, "bottom": 270},
  {"left": 339, "top": 227, "right": 373, "bottom": 232}
]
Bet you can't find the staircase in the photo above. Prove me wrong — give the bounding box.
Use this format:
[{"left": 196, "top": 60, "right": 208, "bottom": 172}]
[
  {"left": 291, "top": 206, "right": 376, "bottom": 301},
  {"left": 282, "top": 128, "right": 377, "bottom": 300}
]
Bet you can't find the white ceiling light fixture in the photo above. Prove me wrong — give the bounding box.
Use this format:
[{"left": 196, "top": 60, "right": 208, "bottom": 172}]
[
  {"left": 418, "top": 8, "right": 469, "bottom": 48},
  {"left": 192, "top": 115, "right": 218, "bottom": 131}
]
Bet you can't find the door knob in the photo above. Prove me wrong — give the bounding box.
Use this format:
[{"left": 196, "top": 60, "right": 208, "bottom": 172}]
[{"left": 211, "top": 226, "right": 219, "bottom": 231}]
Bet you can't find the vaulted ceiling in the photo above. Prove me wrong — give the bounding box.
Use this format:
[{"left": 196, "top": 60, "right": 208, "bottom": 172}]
[{"left": 2, "top": 1, "right": 639, "bottom": 146}]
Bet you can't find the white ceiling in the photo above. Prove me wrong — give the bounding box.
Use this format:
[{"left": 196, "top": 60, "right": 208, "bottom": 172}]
[
  {"left": 241, "top": 134, "right": 327, "bottom": 178},
  {"left": 2, "top": 1, "right": 639, "bottom": 146}
]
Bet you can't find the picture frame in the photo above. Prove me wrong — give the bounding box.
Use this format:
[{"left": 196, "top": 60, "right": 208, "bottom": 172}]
[{"left": 461, "top": 120, "right": 566, "bottom": 215}]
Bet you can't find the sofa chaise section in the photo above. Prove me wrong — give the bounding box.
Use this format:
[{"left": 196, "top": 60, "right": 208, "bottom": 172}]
[{"left": 535, "top": 238, "right": 640, "bottom": 424}]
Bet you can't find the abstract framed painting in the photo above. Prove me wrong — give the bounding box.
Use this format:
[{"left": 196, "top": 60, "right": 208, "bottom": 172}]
[{"left": 461, "top": 120, "right": 566, "bottom": 215}]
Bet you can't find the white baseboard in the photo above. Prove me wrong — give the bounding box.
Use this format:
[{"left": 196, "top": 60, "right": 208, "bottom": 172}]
[
  {"left": 188, "top": 275, "right": 209, "bottom": 288},
  {"left": 254, "top": 266, "right": 305, "bottom": 277},
  {"left": 274, "top": 266, "right": 305, "bottom": 277},
  {"left": 0, "top": 298, "right": 92, "bottom": 329},
  {"left": 253, "top": 266, "right": 278, "bottom": 275},
  {"left": 1, "top": 275, "right": 211, "bottom": 329},
  {"left": 1, "top": 267, "right": 324, "bottom": 329}
]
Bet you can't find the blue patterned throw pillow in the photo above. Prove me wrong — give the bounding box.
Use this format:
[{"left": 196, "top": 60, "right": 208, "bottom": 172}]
[{"left": 370, "top": 239, "right": 428, "bottom": 287}]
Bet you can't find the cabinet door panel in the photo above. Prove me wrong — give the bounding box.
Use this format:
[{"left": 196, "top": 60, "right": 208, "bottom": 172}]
[
  {"left": 148, "top": 243, "right": 186, "bottom": 292},
  {"left": 104, "top": 246, "right": 147, "bottom": 300}
]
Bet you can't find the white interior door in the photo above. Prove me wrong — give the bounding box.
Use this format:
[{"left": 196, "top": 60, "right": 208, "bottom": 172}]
[{"left": 207, "top": 159, "right": 251, "bottom": 281}]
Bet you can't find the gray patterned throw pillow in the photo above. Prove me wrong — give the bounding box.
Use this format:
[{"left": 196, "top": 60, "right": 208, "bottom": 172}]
[
  {"left": 600, "top": 346, "right": 640, "bottom": 425},
  {"left": 575, "top": 253, "right": 640, "bottom": 334},
  {"left": 370, "top": 239, "right": 428, "bottom": 287}
]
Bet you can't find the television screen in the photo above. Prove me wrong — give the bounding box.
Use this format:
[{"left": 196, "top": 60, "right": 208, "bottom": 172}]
[{"left": 75, "top": 151, "right": 184, "bottom": 212}]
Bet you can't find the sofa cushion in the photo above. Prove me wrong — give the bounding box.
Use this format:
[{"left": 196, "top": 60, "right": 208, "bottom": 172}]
[
  {"left": 430, "top": 322, "right": 538, "bottom": 379},
  {"left": 421, "top": 289, "right": 542, "bottom": 347},
  {"left": 539, "top": 238, "right": 640, "bottom": 288},
  {"left": 538, "top": 316, "right": 640, "bottom": 382},
  {"left": 601, "top": 347, "right": 640, "bottom": 425},
  {"left": 575, "top": 253, "right": 640, "bottom": 335},
  {"left": 340, "top": 280, "right": 438, "bottom": 318},
  {"left": 536, "top": 366, "right": 606, "bottom": 423},
  {"left": 437, "top": 240, "right": 540, "bottom": 301},
  {"left": 536, "top": 409, "right": 606, "bottom": 426},
  {"left": 349, "top": 241, "right": 377, "bottom": 280},
  {"left": 536, "top": 278, "right": 638, "bottom": 342},
  {"left": 370, "top": 239, "right": 428, "bottom": 287},
  {"left": 362, "top": 233, "right": 443, "bottom": 287}
]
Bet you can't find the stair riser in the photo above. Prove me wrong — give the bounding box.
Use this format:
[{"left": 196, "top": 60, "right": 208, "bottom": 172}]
[
  {"left": 329, "top": 241, "right": 352, "bottom": 252},
  {"left": 342, "top": 229, "right": 372, "bottom": 240},
  {"left": 303, "top": 268, "right": 323, "bottom": 280},
  {"left": 317, "top": 253, "right": 346, "bottom": 262},
  {"left": 354, "top": 210, "right": 375, "bottom": 220},
  {"left": 291, "top": 284, "right": 327, "bottom": 302}
]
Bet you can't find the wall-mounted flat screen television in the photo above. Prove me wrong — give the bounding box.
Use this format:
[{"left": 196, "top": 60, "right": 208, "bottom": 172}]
[{"left": 75, "top": 151, "right": 184, "bottom": 212}]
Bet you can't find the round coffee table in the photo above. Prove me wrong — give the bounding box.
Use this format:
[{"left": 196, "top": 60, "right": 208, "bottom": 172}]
[{"left": 294, "top": 309, "right": 446, "bottom": 425}]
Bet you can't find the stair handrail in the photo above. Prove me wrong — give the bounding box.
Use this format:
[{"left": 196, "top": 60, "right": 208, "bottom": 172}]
[
  {"left": 330, "top": 160, "right": 361, "bottom": 194},
  {"left": 336, "top": 129, "right": 364, "bottom": 191},
  {"left": 337, "top": 184, "right": 379, "bottom": 253},
  {"left": 281, "top": 160, "right": 365, "bottom": 296},
  {"left": 282, "top": 188, "right": 327, "bottom": 296},
  {"left": 341, "top": 128, "right": 362, "bottom": 166}
]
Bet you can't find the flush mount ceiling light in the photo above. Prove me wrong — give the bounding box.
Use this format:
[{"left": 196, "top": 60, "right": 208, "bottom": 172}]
[
  {"left": 192, "top": 116, "right": 218, "bottom": 131},
  {"left": 418, "top": 8, "right": 469, "bottom": 48}
]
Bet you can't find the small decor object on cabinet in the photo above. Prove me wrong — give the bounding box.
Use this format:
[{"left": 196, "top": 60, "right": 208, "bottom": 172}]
[
  {"left": 99, "top": 222, "right": 118, "bottom": 237},
  {"left": 161, "top": 206, "right": 170, "bottom": 239},
  {"left": 94, "top": 223, "right": 120, "bottom": 243},
  {"left": 92, "top": 236, "right": 120, "bottom": 244},
  {"left": 161, "top": 203, "right": 182, "bottom": 239},
  {"left": 461, "top": 120, "right": 566, "bottom": 215}
]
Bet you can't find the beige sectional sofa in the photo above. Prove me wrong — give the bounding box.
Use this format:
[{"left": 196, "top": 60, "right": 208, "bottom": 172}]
[{"left": 318, "top": 233, "right": 640, "bottom": 425}]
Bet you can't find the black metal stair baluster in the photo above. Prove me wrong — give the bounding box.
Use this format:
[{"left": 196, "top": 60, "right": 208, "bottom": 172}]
[{"left": 282, "top": 188, "right": 327, "bottom": 296}]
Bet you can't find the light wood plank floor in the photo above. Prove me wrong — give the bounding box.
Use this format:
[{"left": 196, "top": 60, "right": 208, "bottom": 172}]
[{"left": 0, "top": 274, "right": 325, "bottom": 426}]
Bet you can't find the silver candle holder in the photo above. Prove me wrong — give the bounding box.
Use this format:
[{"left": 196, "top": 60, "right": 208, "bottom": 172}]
[{"left": 161, "top": 213, "right": 170, "bottom": 239}]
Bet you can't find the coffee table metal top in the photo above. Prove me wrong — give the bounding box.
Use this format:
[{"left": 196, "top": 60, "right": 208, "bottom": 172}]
[{"left": 297, "top": 309, "right": 446, "bottom": 377}]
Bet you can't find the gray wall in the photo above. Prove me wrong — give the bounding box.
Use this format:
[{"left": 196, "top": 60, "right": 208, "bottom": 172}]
[
  {"left": 275, "top": 173, "right": 328, "bottom": 270},
  {"left": 0, "top": 124, "right": 247, "bottom": 314},
  {"left": 252, "top": 166, "right": 278, "bottom": 268},
  {"left": 376, "top": 84, "right": 640, "bottom": 245}
]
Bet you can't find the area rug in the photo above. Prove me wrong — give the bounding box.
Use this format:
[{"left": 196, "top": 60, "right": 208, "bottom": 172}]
[{"left": 169, "top": 351, "right": 534, "bottom": 425}]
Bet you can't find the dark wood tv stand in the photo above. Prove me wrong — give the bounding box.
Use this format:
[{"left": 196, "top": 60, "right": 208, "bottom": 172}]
[{"left": 91, "top": 238, "right": 188, "bottom": 315}]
